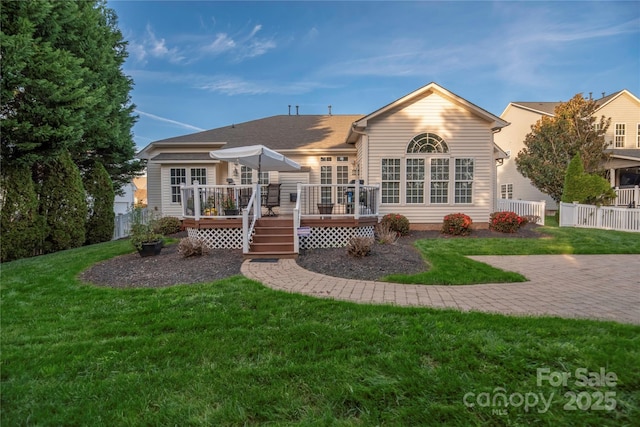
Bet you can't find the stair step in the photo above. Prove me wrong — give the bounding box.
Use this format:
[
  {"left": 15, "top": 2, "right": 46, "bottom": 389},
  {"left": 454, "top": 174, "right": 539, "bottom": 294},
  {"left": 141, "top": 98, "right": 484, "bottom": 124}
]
[
  {"left": 252, "top": 234, "right": 294, "bottom": 244},
  {"left": 250, "top": 242, "right": 294, "bottom": 252},
  {"left": 244, "top": 251, "right": 297, "bottom": 260},
  {"left": 254, "top": 226, "right": 292, "bottom": 234}
]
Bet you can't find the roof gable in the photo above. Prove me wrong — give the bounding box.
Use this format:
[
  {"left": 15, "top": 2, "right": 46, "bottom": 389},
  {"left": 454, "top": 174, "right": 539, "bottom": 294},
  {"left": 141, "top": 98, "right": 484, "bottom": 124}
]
[{"left": 346, "top": 82, "right": 509, "bottom": 143}]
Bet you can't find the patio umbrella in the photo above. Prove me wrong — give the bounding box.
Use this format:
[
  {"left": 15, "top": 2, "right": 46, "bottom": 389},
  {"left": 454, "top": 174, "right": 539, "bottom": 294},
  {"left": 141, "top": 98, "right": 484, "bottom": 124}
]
[
  {"left": 210, "top": 145, "right": 301, "bottom": 216},
  {"left": 209, "top": 144, "right": 301, "bottom": 173}
]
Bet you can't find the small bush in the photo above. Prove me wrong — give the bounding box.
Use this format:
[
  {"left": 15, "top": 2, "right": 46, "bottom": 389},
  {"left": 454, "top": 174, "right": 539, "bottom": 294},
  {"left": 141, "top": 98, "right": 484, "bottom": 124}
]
[
  {"left": 489, "top": 211, "right": 528, "bottom": 233},
  {"left": 381, "top": 213, "right": 410, "bottom": 236},
  {"left": 441, "top": 213, "right": 473, "bottom": 236},
  {"left": 155, "top": 216, "right": 182, "bottom": 235},
  {"left": 346, "top": 236, "right": 374, "bottom": 258},
  {"left": 178, "top": 237, "right": 210, "bottom": 258},
  {"left": 375, "top": 223, "right": 398, "bottom": 245}
]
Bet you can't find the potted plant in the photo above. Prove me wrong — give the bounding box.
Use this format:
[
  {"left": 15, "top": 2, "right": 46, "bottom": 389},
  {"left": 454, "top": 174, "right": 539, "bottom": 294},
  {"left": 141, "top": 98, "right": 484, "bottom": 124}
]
[
  {"left": 129, "top": 207, "right": 164, "bottom": 257},
  {"left": 222, "top": 197, "right": 239, "bottom": 216}
]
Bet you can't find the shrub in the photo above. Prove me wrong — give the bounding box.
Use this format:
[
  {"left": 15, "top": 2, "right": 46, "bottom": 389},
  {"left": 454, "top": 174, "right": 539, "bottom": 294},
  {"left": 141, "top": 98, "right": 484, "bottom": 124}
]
[
  {"left": 381, "top": 213, "right": 410, "bottom": 236},
  {"left": 38, "top": 151, "right": 87, "bottom": 254},
  {"left": 441, "top": 213, "right": 473, "bottom": 236},
  {"left": 346, "top": 236, "right": 374, "bottom": 258},
  {"left": 155, "top": 216, "right": 182, "bottom": 235},
  {"left": 0, "top": 164, "right": 44, "bottom": 262},
  {"left": 84, "top": 161, "right": 115, "bottom": 245},
  {"left": 178, "top": 237, "right": 210, "bottom": 258},
  {"left": 375, "top": 223, "right": 398, "bottom": 245},
  {"left": 489, "top": 211, "right": 528, "bottom": 233}
]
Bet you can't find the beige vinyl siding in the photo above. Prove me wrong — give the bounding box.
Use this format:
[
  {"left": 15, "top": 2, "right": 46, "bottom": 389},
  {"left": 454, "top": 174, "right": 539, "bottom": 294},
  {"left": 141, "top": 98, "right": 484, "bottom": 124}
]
[
  {"left": 160, "top": 164, "right": 216, "bottom": 218},
  {"left": 365, "top": 91, "right": 496, "bottom": 224},
  {"left": 494, "top": 105, "right": 557, "bottom": 209},
  {"left": 146, "top": 162, "right": 162, "bottom": 213},
  {"left": 597, "top": 93, "right": 640, "bottom": 149}
]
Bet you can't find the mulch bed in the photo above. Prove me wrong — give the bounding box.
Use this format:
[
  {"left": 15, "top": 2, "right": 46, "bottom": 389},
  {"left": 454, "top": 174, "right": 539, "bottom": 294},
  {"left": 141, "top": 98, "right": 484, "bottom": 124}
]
[{"left": 80, "top": 226, "right": 544, "bottom": 288}]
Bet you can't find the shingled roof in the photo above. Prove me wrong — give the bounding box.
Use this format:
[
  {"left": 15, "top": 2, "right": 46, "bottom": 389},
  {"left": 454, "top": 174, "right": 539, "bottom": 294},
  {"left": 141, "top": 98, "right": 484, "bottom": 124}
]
[
  {"left": 510, "top": 91, "right": 626, "bottom": 116},
  {"left": 148, "top": 114, "right": 363, "bottom": 152}
]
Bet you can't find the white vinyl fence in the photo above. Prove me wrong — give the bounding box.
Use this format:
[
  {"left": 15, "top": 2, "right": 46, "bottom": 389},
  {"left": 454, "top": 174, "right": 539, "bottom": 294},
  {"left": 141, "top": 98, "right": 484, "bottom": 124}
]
[
  {"left": 113, "top": 208, "right": 149, "bottom": 240},
  {"left": 496, "top": 199, "right": 546, "bottom": 225},
  {"left": 560, "top": 202, "right": 640, "bottom": 233}
]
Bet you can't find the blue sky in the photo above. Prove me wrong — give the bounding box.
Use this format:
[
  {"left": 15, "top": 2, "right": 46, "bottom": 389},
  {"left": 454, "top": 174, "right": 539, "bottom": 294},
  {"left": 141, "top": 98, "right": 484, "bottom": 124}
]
[{"left": 107, "top": 1, "right": 640, "bottom": 150}]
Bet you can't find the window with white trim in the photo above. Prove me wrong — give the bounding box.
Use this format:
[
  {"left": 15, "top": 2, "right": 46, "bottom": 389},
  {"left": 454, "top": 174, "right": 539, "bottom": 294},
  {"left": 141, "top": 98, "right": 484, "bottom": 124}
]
[
  {"left": 615, "top": 123, "right": 626, "bottom": 147},
  {"left": 320, "top": 165, "right": 332, "bottom": 204},
  {"left": 337, "top": 165, "right": 349, "bottom": 204},
  {"left": 190, "top": 168, "right": 207, "bottom": 185},
  {"left": 430, "top": 158, "right": 449, "bottom": 203},
  {"left": 170, "top": 168, "right": 186, "bottom": 203},
  {"left": 454, "top": 158, "right": 474, "bottom": 204},
  {"left": 240, "top": 166, "right": 252, "bottom": 185},
  {"left": 500, "top": 183, "right": 513, "bottom": 199},
  {"left": 381, "top": 158, "right": 400, "bottom": 204},
  {"left": 406, "top": 158, "right": 425, "bottom": 203}
]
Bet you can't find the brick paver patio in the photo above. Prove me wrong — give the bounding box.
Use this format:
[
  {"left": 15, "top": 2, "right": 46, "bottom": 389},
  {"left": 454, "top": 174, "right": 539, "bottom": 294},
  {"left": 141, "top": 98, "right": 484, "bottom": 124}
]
[{"left": 241, "top": 255, "right": 640, "bottom": 324}]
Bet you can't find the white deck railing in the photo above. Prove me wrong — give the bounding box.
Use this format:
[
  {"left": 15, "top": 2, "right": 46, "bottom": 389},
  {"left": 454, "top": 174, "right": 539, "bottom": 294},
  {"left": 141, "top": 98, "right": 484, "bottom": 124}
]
[
  {"left": 295, "top": 182, "right": 380, "bottom": 218},
  {"left": 614, "top": 186, "right": 639, "bottom": 207},
  {"left": 496, "top": 199, "right": 546, "bottom": 225},
  {"left": 181, "top": 182, "right": 255, "bottom": 220},
  {"left": 560, "top": 202, "right": 640, "bottom": 233}
]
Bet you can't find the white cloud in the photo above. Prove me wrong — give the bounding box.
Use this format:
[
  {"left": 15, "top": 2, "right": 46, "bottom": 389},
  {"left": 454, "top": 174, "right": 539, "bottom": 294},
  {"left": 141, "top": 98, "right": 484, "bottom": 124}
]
[
  {"left": 203, "top": 33, "right": 236, "bottom": 54},
  {"left": 198, "top": 75, "right": 331, "bottom": 96}
]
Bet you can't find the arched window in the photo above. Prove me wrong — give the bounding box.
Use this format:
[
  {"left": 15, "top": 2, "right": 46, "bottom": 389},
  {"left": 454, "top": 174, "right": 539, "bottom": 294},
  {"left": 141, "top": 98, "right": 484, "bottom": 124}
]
[{"left": 406, "top": 133, "right": 448, "bottom": 154}]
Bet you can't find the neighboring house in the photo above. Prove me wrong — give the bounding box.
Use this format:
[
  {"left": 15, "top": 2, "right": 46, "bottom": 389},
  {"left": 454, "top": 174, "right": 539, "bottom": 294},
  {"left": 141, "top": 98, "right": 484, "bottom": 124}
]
[
  {"left": 136, "top": 82, "right": 509, "bottom": 228},
  {"left": 114, "top": 181, "right": 136, "bottom": 215},
  {"left": 495, "top": 90, "right": 640, "bottom": 211}
]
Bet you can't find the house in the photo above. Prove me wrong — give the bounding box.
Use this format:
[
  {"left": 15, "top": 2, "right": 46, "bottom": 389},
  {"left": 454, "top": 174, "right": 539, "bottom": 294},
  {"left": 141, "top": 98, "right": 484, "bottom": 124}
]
[
  {"left": 138, "top": 82, "right": 508, "bottom": 225},
  {"left": 136, "top": 83, "right": 510, "bottom": 255},
  {"left": 495, "top": 90, "right": 640, "bottom": 210}
]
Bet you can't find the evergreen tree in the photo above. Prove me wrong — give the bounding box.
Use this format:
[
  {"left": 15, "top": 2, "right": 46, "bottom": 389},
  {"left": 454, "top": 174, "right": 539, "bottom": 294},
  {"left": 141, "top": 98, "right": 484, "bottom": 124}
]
[
  {"left": 84, "top": 161, "right": 115, "bottom": 245},
  {"left": 0, "top": 0, "right": 143, "bottom": 191},
  {"left": 0, "top": 165, "right": 43, "bottom": 262},
  {"left": 515, "top": 94, "right": 611, "bottom": 203},
  {"left": 38, "top": 151, "right": 87, "bottom": 253},
  {"left": 562, "top": 153, "right": 616, "bottom": 206},
  {"left": 562, "top": 153, "right": 586, "bottom": 203}
]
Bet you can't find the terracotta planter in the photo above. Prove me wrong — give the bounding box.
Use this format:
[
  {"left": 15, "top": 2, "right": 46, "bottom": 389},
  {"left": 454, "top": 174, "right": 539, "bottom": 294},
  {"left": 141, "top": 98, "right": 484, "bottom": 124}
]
[{"left": 138, "top": 241, "right": 163, "bottom": 257}]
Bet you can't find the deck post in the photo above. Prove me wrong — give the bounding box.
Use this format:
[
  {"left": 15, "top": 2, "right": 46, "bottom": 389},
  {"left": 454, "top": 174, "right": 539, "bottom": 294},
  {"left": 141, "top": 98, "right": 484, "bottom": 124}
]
[
  {"left": 242, "top": 209, "right": 249, "bottom": 254},
  {"left": 635, "top": 185, "right": 639, "bottom": 206},
  {"left": 354, "top": 180, "right": 360, "bottom": 220},
  {"left": 193, "top": 181, "right": 201, "bottom": 221},
  {"left": 293, "top": 182, "right": 301, "bottom": 254}
]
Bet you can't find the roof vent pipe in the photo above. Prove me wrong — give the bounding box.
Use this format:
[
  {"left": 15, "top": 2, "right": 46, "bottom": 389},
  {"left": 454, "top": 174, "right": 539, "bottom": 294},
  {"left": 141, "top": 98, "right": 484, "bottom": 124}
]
[
  {"left": 296, "top": 105, "right": 299, "bottom": 115},
  {"left": 328, "top": 105, "right": 332, "bottom": 116},
  {"left": 602, "top": 92, "right": 606, "bottom": 98},
  {"left": 288, "top": 105, "right": 291, "bottom": 116},
  {"left": 589, "top": 92, "right": 592, "bottom": 100}
]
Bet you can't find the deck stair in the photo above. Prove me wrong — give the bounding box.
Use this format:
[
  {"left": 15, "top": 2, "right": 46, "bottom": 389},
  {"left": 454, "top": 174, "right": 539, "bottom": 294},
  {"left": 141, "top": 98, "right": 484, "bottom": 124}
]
[{"left": 246, "top": 217, "right": 296, "bottom": 259}]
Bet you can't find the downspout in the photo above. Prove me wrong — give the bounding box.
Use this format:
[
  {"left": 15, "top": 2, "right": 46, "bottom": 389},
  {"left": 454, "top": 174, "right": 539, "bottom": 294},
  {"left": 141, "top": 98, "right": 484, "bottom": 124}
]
[{"left": 491, "top": 126, "right": 504, "bottom": 214}]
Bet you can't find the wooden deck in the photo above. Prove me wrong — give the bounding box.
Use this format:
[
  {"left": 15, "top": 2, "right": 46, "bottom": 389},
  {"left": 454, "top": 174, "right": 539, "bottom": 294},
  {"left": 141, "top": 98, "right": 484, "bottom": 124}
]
[{"left": 182, "top": 215, "right": 378, "bottom": 229}]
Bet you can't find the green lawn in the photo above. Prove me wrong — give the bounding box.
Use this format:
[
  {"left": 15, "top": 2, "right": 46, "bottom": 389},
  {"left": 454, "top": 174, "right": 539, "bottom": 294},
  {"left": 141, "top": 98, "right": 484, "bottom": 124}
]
[
  {"left": 2, "top": 224, "right": 639, "bottom": 425},
  {"left": 384, "top": 219, "right": 640, "bottom": 284}
]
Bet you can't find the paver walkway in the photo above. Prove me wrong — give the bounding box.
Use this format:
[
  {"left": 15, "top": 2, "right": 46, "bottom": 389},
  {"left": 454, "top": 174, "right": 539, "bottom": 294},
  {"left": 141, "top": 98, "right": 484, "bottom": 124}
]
[{"left": 241, "top": 255, "right": 640, "bottom": 325}]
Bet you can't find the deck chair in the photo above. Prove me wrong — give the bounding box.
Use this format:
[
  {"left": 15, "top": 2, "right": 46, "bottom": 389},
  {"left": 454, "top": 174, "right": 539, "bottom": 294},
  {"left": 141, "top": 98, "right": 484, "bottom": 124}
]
[
  {"left": 238, "top": 187, "right": 252, "bottom": 210},
  {"left": 264, "top": 183, "right": 281, "bottom": 216}
]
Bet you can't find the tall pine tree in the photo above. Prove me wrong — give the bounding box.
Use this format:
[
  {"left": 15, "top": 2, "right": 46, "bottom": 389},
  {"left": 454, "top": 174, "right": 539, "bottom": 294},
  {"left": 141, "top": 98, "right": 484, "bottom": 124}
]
[{"left": 84, "top": 161, "right": 115, "bottom": 245}]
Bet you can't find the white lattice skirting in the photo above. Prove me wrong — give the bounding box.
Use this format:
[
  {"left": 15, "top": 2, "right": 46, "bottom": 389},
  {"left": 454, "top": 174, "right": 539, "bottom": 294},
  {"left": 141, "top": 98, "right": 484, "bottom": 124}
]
[
  {"left": 187, "top": 228, "right": 243, "bottom": 249},
  {"left": 299, "top": 226, "right": 375, "bottom": 249}
]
